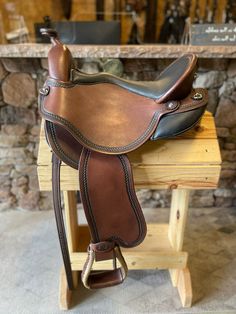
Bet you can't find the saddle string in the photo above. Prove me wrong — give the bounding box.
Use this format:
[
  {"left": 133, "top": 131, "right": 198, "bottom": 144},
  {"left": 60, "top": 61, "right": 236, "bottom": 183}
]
[{"left": 52, "top": 153, "right": 74, "bottom": 290}]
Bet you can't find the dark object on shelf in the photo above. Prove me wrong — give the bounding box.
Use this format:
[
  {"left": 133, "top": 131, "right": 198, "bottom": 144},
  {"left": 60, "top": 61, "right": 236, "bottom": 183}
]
[
  {"left": 125, "top": 0, "right": 147, "bottom": 13},
  {"left": 144, "top": 0, "right": 157, "bottom": 42},
  {"left": 54, "top": 21, "right": 121, "bottom": 44},
  {"left": 159, "top": 1, "right": 190, "bottom": 44},
  {"left": 96, "top": 0, "right": 104, "bottom": 20},
  {"left": 60, "top": 0, "right": 72, "bottom": 20},
  {"left": 127, "top": 20, "right": 141, "bottom": 44},
  {"left": 39, "top": 28, "right": 207, "bottom": 290},
  {"left": 34, "top": 16, "right": 52, "bottom": 43}
]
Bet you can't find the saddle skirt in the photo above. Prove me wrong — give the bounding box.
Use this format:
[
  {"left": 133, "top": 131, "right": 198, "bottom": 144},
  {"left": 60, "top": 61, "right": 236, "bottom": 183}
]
[{"left": 39, "top": 28, "right": 208, "bottom": 290}]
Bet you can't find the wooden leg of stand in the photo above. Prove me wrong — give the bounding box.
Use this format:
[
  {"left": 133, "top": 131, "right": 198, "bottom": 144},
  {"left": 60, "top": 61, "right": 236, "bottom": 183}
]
[
  {"left": 168, "top": 189, "right": 192, "bottom": 307},
  {"left": 63, "top": 191, "right": 79, "bottom": 288},
  {"left": 177, "top": 267, "right": 192, "bottom": 308},
  {"left": 59, "top": 267, "right": 73, "bottom": 310}
]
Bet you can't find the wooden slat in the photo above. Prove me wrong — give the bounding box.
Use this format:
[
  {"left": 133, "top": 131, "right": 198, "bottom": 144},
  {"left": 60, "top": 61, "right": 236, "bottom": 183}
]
[
  {"left": 70, "top": 251, "right": 188, "bottom": 271},
  {"left": 71, "top": 223, "right": 187, "bottom": 270},
  {"left": 77, "top": 224, "right": 172, "bottom": 252},
  {"left": 168, "top": 189, "right": 190, "bottom": 286},
  {"left": 38, "top": 164, "right": 221, "bottom": 190},
  {"left": 38, "top": 137, "right": 221, "bottom": 166},
  {"left": 128, "top": 139, "right": 220, "bottom": 166}
]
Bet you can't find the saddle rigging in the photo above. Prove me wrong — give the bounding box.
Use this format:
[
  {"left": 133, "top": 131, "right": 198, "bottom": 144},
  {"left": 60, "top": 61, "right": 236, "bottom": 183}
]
[{"left": 39, "top": 28, "right": 208, "bottom": 290}]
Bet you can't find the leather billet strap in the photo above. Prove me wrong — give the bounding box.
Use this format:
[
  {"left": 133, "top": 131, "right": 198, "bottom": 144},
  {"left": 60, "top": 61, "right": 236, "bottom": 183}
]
[
  {"left": 51, "top": 153, "right": 74, "bottom": 290},
  {"left": 81, "top": 242, "right": 128, "bottom": 289}
]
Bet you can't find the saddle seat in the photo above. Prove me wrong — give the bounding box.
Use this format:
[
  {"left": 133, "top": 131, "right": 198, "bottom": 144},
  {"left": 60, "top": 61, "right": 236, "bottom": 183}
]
[{"left": 71, "top": 54, "right": 196, "bottom": 101}]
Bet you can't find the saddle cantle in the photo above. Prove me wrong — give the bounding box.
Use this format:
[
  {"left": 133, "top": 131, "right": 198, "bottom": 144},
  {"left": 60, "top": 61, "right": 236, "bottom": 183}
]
[{"left": 39, "top": 28, "right": 208, "bottom": 290}]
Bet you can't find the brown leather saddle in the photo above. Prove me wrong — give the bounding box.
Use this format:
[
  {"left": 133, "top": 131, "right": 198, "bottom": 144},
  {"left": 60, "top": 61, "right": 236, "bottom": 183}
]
[{"left": 39, "top": 29, "right": 208, "bottom": 290}]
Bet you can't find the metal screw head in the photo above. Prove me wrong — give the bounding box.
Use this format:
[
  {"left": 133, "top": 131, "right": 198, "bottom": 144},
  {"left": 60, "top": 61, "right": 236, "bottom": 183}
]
[
  {"left": 192, "top": 92, "right": 203, "bottom": 100},
  {"left": 39, "top": 86, "right": 50, "bottom": 96},
  {"left": 166, "top": 101, "right": 178, "bottom": 110}
]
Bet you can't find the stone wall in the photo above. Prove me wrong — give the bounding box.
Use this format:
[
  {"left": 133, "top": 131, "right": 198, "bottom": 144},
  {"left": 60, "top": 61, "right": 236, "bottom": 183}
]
[{"left": 0, "top": 57, "right": 235, "bottom": 211}]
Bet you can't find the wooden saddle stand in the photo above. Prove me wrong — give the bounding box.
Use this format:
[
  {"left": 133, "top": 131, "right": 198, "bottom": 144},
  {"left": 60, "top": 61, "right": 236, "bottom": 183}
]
[{"left": 37, "top": 29, "right": 221, "bottom": 309}]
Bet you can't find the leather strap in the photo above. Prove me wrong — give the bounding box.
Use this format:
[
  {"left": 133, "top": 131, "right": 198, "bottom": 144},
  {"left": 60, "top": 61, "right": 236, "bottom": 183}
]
[
  {"left": 81, "top": 241, "right": 128, "bottom": 289},
  {"left": 52, "top": 153, "right": 74, "bottom": 290},
  {"left": 78, "top": 147, "right": 145, "bottom": 289}
]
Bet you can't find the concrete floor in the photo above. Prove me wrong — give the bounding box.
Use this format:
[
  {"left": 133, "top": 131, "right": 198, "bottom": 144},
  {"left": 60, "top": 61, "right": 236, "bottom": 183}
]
[{"left": 0, "top": 206, "right": 236, "bottom": 314}]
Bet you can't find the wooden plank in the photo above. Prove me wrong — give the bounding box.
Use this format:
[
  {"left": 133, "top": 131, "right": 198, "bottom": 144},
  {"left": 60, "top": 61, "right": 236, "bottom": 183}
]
[
  {"left": 38, "top": 134, "right": 221, "bottom": 175},
  {"left": 70, "top": 251, "right": 188, "bottom": 271},
  {"left": 38, "top": 136, "right": 221, "bottom": 167},
  {"left": 168, "top": 189, "right": 190, "bottom": 286},
  {"left": 129, "top": 139, "right": 221, "bottom": 166},
  {"left": 77, "top": 224, "right": 172, "bottom": 252},
  {"left": 168, "top": 190, "right": 190, "bottom": 251},
  {"left": 71, "top": 223, "right": 187, "bottom": 270},
  {"left": 38, "top": 164, "right": 221, "bottom": 190},
  {"left": 59, "top": 267, "right": 72, "bottom": 310},
  {"left": 177, "top": 267, "right": 193, "bottom": 307},
  {"left": 63, "top": 191, "right": 79, "bottom": 288}
]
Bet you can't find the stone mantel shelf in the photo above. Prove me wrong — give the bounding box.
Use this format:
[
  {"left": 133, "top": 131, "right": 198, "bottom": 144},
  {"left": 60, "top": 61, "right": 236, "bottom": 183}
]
[{"left": 0, "top": 44, "right": 235, "bottom": 59}]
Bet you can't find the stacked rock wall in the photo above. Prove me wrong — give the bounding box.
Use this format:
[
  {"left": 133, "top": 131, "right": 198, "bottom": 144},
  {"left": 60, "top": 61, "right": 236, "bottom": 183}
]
[{"left": 0, "top": 57, "right": 235, "bottom": 211}]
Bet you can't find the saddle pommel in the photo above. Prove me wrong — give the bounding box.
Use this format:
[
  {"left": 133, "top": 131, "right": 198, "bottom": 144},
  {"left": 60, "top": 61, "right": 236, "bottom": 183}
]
[{"left": 41, "top": 28, "right": 72, "bottom": 82}]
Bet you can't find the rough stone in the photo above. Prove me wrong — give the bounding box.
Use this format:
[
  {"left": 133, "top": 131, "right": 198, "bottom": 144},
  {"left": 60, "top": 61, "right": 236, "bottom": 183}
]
[
  {"left": 215, "top": 197, "right": 233, "bottom": 207},
  {"left": 221, "top": 150, "right": 236, "bottom": 162},
  {"left": 80, "top": 60, "right": 101, "bottom": 74},
  {"left": 0, "top": 106, "right": 36, "bottom": 125},
  {"left": 40, "top": 58, "right": 48, "bottom": 70},
  {"left": 219, "top": 80, "right": 235, "bottom": 97},
  {"left": 190, "top": 194, "right": 214, "bottom": 208},
  {"left": 18, "top": 191, "right": 40, "bottom": 210},
  {"left": 102, "top": 59, "right": 124, "bottom": 77},
  {"left": 222, "top": 161, "right": 236, "bottom": 170},
  {"left": 194, "top": 71, "right": 227, "bottom": 89},
  {"left": 2, "top": 73, "right": 36, "bottom": 107},
  {"left": 206, "top": 89, "right": 218, "bottom": 115},
  {"left": 224, "top": 143, "right": 236, "bottom": 150},
  {"left": 29, "top": 175, "right": 39, "bottom": 191},
  {"left": 220, "top": 169, "right": 236, "bottom": 179},
  {"left": 1, "top": 124, "right": 27, "bottom": 135},
  {"left": 231, "top": 127, "right": 236, "bottom": 136},
  {"left": 0, "top": 165, "right": 12, "bottom": 176},
  {"left": 214, "top": 189, "right": 236, "bottom": 198},
  {"left": 152, "top": 191, "right": 161, "bottom": 200},
  {"left": 39, "top": 191, "right": 52, "bottom": 211},
  {"left": 0, "top": 61, "right": 8, "bottom": 81},
  {"left": 217, "top": 127, "right": 230, "bottom": 138},
  {"left": 136, "top": 189, "right": 152, "bottom": 204},
  {"left": 123, "top": 59, "right": 159, "bottom": 73},
  {"left": 0, "top": 135, "right": 28, "bottom": 147},
  {"left": 198, "top": 59, "right": 229, "bottom": 72},
  {"left": 0, "top": 196, "right": 16, "bottom": 211},
  {"left": 215, "top": 98, "right": 236, "bottom": 128},
  {"left": 219, "top": 177, "right": 236, "bottom": 188},
  {"left": 227, "top": 60, "right": 236, "bottom": 78},
  {"left": 0, "top": 148, "right": 33, "bottom": 166},
  {"left": 30, "top": 125, "right": 40, "bottom": 136},
  {"left": 0, "top": 175, "right": 11, "bottom": 186},
  {"left": 0, "top": 186, "right": 11, "bottom": 200},
  {"left": 1, "top": 58, "right": 40, "bottom": 73}
]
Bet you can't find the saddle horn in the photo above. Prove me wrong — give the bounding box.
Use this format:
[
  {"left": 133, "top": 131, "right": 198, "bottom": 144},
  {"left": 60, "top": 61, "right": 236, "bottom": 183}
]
[{"left": 40, "top": 28, "right": 72, "bottom": 82}]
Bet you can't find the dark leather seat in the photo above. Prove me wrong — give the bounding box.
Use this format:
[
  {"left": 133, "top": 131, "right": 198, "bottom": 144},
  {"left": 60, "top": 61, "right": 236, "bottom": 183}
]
[{"left": 71, "top": 54, "right": 196, "bottom": 101}]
